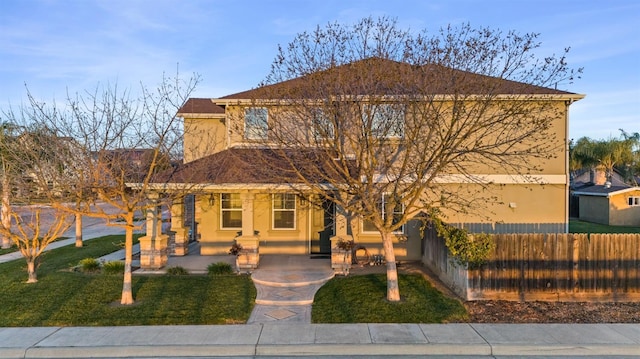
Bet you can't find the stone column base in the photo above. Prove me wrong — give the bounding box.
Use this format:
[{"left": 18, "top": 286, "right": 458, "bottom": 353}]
[
  {"left": 235, "top": 235, "right": 260, "bottom": 270},
  {"left": 139, "top": 234, "right": 169, "bottom": 269},
  {"left": 172, "top": 228, "right": 190, "bottom": 256},
  {"left": 330, "top": 235, "right": 354, "bottom": 275}
]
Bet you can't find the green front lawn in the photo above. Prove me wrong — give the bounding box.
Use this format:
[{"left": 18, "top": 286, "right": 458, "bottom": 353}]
[
  {"left": 569, "top": 219, "right": 640, "bottom": 234},
  {"left": 312, "top": 273, "right": 468, "bottom": 323},
  {"left": 0, "top": 235, "right": 255, "bottom": 326},
  {"left": 1, "top": 234, "right": 466, "bottom": 326},
  {"left": 0, "top": 244, "right": 18, "bottom": 256}
]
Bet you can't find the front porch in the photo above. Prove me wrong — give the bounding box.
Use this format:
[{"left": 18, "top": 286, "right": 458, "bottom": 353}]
[{"left": 136, "top": 193, "right": 420, "bottom": 273}]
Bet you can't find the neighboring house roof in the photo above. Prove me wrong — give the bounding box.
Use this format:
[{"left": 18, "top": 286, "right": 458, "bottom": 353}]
[
  {"left": 157, "top": 147, "right": 344, "bottom": 185},
  {"left": 570, "top": 167, "right": 629, "bottom": 189},
  {"left": 177, "top": 98, "right": 225, "bottom": 115},
  {"left": 572, "top": 184, "right": 640, "bottom": 197},
  {"left": 218, "top": 58, "right": 581, "bottom": 100}
]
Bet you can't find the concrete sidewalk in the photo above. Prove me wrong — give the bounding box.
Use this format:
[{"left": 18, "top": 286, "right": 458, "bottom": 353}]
[{"left": 0, "top": 323, "right": 639, "bottom": 358}]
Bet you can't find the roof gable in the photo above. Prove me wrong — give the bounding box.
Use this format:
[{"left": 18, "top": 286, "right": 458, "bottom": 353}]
[
  {"left": 156, "top": 147, "right": 341, "bottom": 185},
  {"left": 177, "top": 98, "right": 225, "bottom": 115}
]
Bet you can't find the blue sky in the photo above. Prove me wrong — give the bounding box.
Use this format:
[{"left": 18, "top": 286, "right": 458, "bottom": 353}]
[{"left": 0, "top": 0, "right": 638, "bottom": 140}]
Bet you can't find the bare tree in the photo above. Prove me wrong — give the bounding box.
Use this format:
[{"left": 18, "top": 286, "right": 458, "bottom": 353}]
[
  {"left": 0, "top": 208, "right": 71, "bottom": 282},
  {"left": 234, "top": 17, "right": 581, "bottom": 301},
  {"left": 16, "top": 72, "right": 201, "bottom": 305},
  {"left": 0, "top": 122, "right": 25, "bottom": 249}
]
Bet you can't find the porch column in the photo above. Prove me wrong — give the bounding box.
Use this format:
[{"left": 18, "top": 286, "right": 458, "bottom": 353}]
[
  {"left": 170, "top": 199, "right": 189, "bottom": 256},
  {"left": 236, "top": 192, "right": 259, "bottom": 269},
  {"left": 139, "top": 195, "right": 168, "bottom": 269}
]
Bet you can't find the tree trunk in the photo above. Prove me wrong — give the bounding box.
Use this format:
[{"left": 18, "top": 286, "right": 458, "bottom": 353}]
[
  {"left": 1, "top": 173, "right": 11, "bottom": 249},
  {"left": 26, "top": 260, "right": 38, "bottom": 283},
  {"left": 381, "top": 231, "right": 401, "bottom": 301},
  {"left": 120, "top": 213, "right": 134, "bottom": 305},
  {"left": 74, "top": 213, "right": 83, "bottom": 247}
]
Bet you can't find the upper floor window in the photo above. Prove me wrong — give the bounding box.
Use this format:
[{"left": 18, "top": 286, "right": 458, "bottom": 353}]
[
  {"left": 245, "top": 107, "right": 268, "bottom": 140},
  {"left": 221, "top": 193, "right": 242, "bottom": 229},
  {"left": 363, "top": 104, "right": 405, "bottom": 138},
  {"left": 362, "top": 193, "right": 404, "bottom": 233},
  {"left": 272, "top": 193, "right": 296, "bottom": 229},
  {"left": 310, "top": 108, "right": 334, "bottom": 140},
  {"left": 629, "top": 196, "right": 640, "bottom": 207}
]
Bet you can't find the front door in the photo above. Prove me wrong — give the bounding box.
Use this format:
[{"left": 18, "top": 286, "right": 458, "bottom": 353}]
[{"left": 311, "top": 200, "right": 334, "bottom": 254}]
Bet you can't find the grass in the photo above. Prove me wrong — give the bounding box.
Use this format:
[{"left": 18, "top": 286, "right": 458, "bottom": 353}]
[
  {"left": 1, "top": 234, "right": 466, "bottom": 326},
  {"left": 0, "top": 244, "right": 18, "bottom": 256},
  {"left": 312, "top": 273, "right": 468, "bottom": 323},
  {"left": 569, "top": 218, "right": 640, "bottom": 234},
  {"left": 0, "top": 234, "right": 255, "bottom": 326},
  {"left": 0, "top": 236, "right": 70, "bottom": 256}
]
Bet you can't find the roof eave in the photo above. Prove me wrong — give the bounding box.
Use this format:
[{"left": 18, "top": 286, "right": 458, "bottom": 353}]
[
  {"left": 212, "top": 93, "right": 586, "bottom": 105},
  {"left": 573, "top": 187, "right": 640, "bottom": 197}
]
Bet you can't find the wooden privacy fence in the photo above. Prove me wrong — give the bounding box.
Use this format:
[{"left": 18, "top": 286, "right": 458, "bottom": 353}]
[{"left": 422, "top": 230, "right": 640, "bottom": 302}]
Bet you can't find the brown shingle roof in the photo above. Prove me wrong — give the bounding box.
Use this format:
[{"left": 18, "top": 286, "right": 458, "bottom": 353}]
[
  {"left": 220, "top": 57, "right": 576, "bottom": 100},
  {"left": 157, "top": 148, "right": 341, "bottom": 185},
  {"left": 177, "top": 98, "right": 225, "bottom": 115}
]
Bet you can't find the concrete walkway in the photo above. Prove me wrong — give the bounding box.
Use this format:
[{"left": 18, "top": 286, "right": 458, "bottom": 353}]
[{"left": 248, "top": 255, "right": 334, "bottom": 324}]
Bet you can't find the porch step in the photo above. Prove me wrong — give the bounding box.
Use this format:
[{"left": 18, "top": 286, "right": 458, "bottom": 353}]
[
  {"left": 252, "top": 270, "right": 335, "bottom": 287},
  {"left": 251, "top": 269, "right": 334, "bottom": 306},
  {"left": 255, "top": 283, "right": 326, "bottom": 305}
]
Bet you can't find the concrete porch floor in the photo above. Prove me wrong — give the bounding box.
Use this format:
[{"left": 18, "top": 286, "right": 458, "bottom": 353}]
[{"left": 157, "top": 242, "right": 333, "bottom": 275}]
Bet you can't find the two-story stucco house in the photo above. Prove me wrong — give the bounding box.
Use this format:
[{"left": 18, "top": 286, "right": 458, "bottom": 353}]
[{"left": 137, "top": 58, "right": 584, "bottom": 270}]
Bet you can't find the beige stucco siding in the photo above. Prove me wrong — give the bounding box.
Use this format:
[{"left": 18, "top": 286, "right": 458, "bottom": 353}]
[
  {"left": 428, "top": 183, "right": 567, "bottom": 231},
  {"left": 183, "top": 117, "right": 227, "bottom": 163},
  {"left": 609, "top": 190, "right": 640, "bottom": 226},
  {"left": 579, "top": 196, "right": 610, "bottom": 225},
  {"left": 196, "top": 192, "right": 318, "bottom": 255},
  {"left": 220, "top": 101, "right": 568, "bottom": 175}
]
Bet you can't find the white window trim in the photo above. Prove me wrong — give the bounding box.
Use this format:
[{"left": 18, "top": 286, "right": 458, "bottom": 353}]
[
  {"left": 272, "top": 193, "right": 297, "bottom": 230},
  {"left": 244, "top": 107, "right": 268, "bottom": 140},
  {"left": 362, "top": 193, "right": 405, "bottom": 234},
  {"left": 220, "top": 193, "right": 242, "bottom": 230},
  {"left": 628, "top": 196, "right": 640, "bottom": 207}
]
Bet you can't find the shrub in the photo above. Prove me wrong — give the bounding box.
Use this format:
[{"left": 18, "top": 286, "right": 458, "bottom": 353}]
[
  {"left": 102, "top": 261, "right": 125, "bottom": 275},
  {"left": 78, "top": 258, "right": 101, "bottom": 273},
  {"left": 166, "top": 266, "right": 190, "bottom": 276},
  {"left": 431, "top": 217, "right": 494, "bottom": 269},
  {"left": 208, "top": 262, "right": 234, "bottom": 275}
]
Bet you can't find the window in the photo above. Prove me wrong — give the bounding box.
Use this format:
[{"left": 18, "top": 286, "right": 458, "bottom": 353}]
[
  {"left": 629, "top": 196, "right": 640, "bottom": 207},
  {"left": 221, "top": 193, "right": 242, "bottom": 229},
  {"left": 244, "top": 107, "right": 268, "bottom": 140},
  {"left": 363, "top": 104, "right": 404, "bottom": 138},
  {"left": 362, "top": 194, "right": 404, "bottom": 233},
  {"left": 310, "top": 108, "right": 334, "bottom": 139},
  {"left": 272, "top": 193, "right": 296, "bottom": 229}
]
